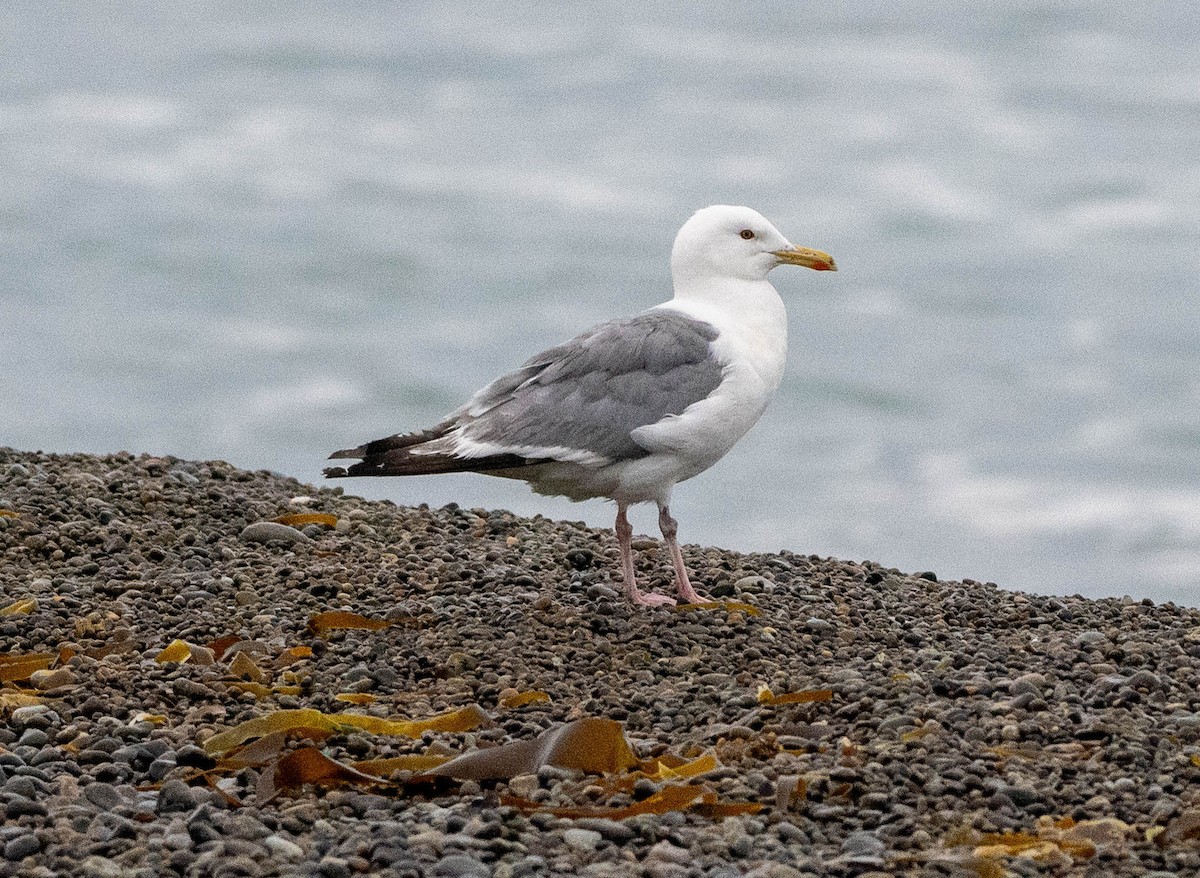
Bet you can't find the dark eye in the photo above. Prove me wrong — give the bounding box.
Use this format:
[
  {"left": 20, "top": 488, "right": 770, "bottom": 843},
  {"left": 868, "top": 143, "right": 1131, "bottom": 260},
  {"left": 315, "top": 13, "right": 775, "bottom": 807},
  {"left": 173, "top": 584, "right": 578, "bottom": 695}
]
[{"left": 739, "top": 229, "right": 755, "bottom": 240}]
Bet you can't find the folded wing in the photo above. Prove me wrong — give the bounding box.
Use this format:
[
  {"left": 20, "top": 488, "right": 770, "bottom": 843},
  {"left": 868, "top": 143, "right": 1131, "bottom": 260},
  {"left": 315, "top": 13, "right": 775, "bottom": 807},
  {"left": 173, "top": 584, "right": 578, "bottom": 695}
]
[{"left": 325, "top": 310, "right": 724, "bottom": 479}]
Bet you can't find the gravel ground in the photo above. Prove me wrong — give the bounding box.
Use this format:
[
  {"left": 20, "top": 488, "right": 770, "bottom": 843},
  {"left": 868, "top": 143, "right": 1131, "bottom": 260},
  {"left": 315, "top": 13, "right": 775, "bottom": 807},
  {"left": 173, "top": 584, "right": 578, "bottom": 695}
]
[{"left": 3, "top": 449, "right": 1200, "bottom": 878}]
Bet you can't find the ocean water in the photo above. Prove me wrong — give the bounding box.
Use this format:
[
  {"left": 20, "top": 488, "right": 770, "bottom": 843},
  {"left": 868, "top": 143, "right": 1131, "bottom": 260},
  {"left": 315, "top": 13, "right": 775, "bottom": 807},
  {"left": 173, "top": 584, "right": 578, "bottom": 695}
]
[{"left": 3, "top": 2, "right": 1199, "bottom": 603}]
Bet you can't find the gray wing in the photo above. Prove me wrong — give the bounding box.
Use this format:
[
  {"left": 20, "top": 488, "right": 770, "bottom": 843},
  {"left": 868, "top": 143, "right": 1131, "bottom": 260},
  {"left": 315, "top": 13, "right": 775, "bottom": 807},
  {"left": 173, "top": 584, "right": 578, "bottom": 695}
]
[
  {"left": 456, "top": 309, "right": 724, "bottom": 463},
  {"left": 325, "top": 309, "right": 724, "bottom": 479}
]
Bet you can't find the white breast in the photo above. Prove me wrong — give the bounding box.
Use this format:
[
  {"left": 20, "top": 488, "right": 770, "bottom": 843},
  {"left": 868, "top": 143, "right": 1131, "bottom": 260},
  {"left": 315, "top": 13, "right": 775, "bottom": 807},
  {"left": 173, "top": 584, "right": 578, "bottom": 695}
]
[{"left": 624, "top": 280, "right": 789, "bottom": 493}]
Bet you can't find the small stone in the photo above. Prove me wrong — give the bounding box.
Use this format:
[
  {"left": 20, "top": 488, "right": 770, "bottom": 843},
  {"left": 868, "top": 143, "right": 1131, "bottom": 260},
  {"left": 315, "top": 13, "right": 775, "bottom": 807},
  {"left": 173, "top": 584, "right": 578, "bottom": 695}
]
[
  {"left": 645, "top": 865, "right": 688, "bottom": 878},
  {"left": 508, "top": 856, "right": 547, "bottom": 878},
  {"left": 805, "top": 617, "right": 834, "bottom": 633},
  {"left": 84, "top": 782, "right": 124, "bottom": 810},
  {"left": 157, "top": 778, "right": 197, "bottom": 813},
  {"left": 148, "top": 757, "right": 176, "bottom": 781},
  {"left": 1127, "top": 669, "right": 1163, "bottom": 691},
  {"left": 30, "top": 667, "right": 75, "bottom": 690},
  {"left": 432, "top": 854, "right": 492, "bottom": 877},
  {"left": 743, "top": 866, "right": 805, "bottom": 878},
  {"left": 5, "top": 775, "right": 39, "bottom": 799},
  {"left": 1004, "top": 784, "right": 1040, "bottom": 809},
  {"left": 186, "top": 644, "right": 216, "bottom": 666},
  {"left": 729, "top": 835, "right": 754, "bottom": 857},
  {"left": 776, "top": 821, "right": 807, "bottom": 843},
  {"left": 10, "top": 705, "right": 50, "bottom": 728},
  {"left": 632, "top": 776, "right": 660, "bottom": 798},
  {"left": 506, "top": 774, "right": 539, "bottom": 799},
  {"left": 566, "top": 548, "right": 596, "bottom": 570},
  {"left": 1111, "top": 777, "right": 1136, "bottom": 794},
  {"left": 1009, "top": 673, "right": 1046, "bottom": 696},
  {"left": 17, "top": 728, "right": 48, "bottom": 748},
  {"left": 585, "top": 584, "right": 617, "bottom": 600},
  {"left": 5, "top": 796, "right": 47, "bottom": 817},
  {"left": 563, "top": 828, "right": 602, "bottom": 852},
  {"left": 574, "top": 817, "right": 635, "bottom": 843},
  {"left": 843, "top": 830, "right": 885, "bottom": 859},
  {"left": 162, "top": 833, "right": 191, "bottom": 851},
  {"left": 317, "top": 857, "right": 352, "bottom": 878},
  {"left": 734, "top": 575, "right": 771, "bottom": 593},
  {"left": 4, "top": 833, "right": 41, "bottom": 861},
  {"left": 645, "top": 841, "right": 691, "bottom": 865},
  {"left": 239, "top": 521, "right": 310, "bottom": 545},
  {"left": 172, "top": 678, "right": 211, "bottom": 699},
  {"left": 78, "top": 856, "right": 129, "bottom": 878}
]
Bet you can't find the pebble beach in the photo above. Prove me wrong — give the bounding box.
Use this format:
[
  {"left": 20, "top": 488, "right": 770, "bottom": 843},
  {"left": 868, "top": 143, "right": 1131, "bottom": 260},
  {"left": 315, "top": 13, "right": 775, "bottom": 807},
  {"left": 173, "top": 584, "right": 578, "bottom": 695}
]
[{"left": 3, "top": 448, "right": 1200, "bottom": 878}]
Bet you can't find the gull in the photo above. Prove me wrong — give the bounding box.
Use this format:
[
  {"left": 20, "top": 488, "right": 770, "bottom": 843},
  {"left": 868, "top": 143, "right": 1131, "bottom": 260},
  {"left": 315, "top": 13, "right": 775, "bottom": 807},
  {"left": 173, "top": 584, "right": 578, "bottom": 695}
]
[{"left": 325, "top": 205, "right": 836, "bottom": 607}]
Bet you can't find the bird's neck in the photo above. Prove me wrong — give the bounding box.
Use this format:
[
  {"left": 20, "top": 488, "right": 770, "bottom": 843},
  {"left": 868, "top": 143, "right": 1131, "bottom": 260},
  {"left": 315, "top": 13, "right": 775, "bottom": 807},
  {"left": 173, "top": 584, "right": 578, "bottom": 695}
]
[{"left": 669, "top": 276, "right": 786, "bottom": 333}]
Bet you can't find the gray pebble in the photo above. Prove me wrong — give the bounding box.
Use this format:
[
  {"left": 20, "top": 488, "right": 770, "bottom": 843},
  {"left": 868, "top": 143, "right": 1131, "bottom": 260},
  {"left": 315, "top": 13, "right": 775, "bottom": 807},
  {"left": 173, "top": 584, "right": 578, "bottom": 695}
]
[
  {"left": 734, "top": 575, "right": 772, "bottom": 593},
  {"left": 30, "top": 667, "right": 75, "bottom": 690},
  {"left": 3, "top": 833, "right": 41, "bottom": 861},
  {"left": 162, "top": 832, "right": 191, "bottom": 851},
  {"left": 264, "top": 835, "right": 304, "bottom": 860},
  {"left": 432, "top": 854, "right": 492, "bottom": 877},
  {"left": 573, "top": 817, "right": 635, "bottom": 843},
  {"left": 16, "top": 728, "right": 48, "bottom": 748},
  {"left": 1127, "top": 669, "right": 1163, "bottom": 690},
  {"left": 5, "top": 775, "right": 39, "bottom": 799},
  {"left": 645, "top": 841, "right": 691, "bottom": 865},
  {"left": 842, "top": 830, "right": 885, "bottom": 859},
  {"left": 84, "top": 781, "right": 124, "bottom": 810},
  {"left": 77, "top": 857, "right": 129, "bottom": 878},
  {"left": 1004, "top": 784, "right": 1041, "bottom": 809},
  {"left": 147, "top": 757, "right": 176, "bottom": 782},
  {"left": 317, "top": 857, "right": 352, "bottom": 878},
  {"left": 775, "top": 822, "right": 807, "bottom": 843},
  {"left": 157, "top": 778, "right": 197, "bottom": 813},
  {"left": 729, "top": 835, "right": 754, "bottom": 857},
  {"left": 562, "top": 827, "right": 602, "bottom": 852},
  {"left": 645, "top": 865, "right": 689, "bottom": 878},
  {"left": 508, "top": 856, "right": 547, "bottom": 878},
  {"left": 239, "top": 521, "right": 310, "bottom": 545},
  {"left": 9, "top": 705, "right": 50, "bottom": 729},
  {"left": 4, "top": 798, "right": 46, "bottom": 820},
  {"left": 172, "top": 678, "right": 211, "bottom": 699},
  {"left": 1112, "top": 777, "right": 1137, "bottom": 794}
]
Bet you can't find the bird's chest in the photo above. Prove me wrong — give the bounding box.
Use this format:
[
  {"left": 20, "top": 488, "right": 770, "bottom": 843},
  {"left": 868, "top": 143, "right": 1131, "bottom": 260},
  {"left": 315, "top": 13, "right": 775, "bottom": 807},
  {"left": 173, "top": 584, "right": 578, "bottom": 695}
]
[
  {"left": 692, "top": 320, "right": 787, "bottom": 450},
  {"left": 630, "top": 316, "right": 787, "bottom": 469}
]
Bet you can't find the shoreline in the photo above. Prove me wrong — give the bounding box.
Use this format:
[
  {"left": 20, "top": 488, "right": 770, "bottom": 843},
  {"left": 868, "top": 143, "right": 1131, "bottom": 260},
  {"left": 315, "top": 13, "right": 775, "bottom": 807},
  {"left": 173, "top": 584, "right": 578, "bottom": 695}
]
[{"left": 3, "top": 448, "right": 1200, "bottom": 877}]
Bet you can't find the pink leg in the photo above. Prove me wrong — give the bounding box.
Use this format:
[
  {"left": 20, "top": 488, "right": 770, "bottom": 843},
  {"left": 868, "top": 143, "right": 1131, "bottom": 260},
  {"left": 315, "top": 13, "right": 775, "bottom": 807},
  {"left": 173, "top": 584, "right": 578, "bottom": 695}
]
[
  {"left": 616, "top": 503, "right": 675, "bottom": 608},
  {"left": 659, "top": 504, "right": 711, "bottom": 604}
]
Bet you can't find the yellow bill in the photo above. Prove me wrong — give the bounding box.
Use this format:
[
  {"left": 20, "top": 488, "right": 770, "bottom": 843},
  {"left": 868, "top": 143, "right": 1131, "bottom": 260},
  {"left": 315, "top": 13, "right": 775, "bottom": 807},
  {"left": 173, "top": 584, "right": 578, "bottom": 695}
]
[{"left": 773, "top": 245, "right": 837, "bottom": 271}]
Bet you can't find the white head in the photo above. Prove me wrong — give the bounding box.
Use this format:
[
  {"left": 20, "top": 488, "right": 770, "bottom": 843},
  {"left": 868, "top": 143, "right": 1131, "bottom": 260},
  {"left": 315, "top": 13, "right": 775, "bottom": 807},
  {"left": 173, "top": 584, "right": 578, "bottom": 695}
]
[{"left": 669, "top": 205, "right": 835, "bottom": 293}]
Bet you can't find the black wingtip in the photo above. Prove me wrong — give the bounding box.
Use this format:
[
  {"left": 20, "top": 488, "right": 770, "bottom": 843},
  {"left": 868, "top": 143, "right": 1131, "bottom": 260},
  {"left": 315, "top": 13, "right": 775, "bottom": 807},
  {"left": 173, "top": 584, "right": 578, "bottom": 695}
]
[{"left": 327, "top": 447, "right": 363, "bottom": 460}]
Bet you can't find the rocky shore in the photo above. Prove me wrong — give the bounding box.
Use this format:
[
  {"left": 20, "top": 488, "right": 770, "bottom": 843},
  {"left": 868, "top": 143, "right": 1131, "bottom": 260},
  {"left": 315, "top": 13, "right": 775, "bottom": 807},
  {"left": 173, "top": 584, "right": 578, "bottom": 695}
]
[{"left": 2, "top": 449, "right": 1200, "bottom": 878}]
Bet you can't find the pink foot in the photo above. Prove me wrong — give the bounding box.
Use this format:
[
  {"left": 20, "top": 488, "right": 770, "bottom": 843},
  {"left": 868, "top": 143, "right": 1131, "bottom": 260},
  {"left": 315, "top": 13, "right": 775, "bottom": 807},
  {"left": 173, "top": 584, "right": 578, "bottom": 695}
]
[
  {"left": 630, "top": 589, "right": 677, "bottom": 608},
  {"left": 677, "top": 585, "right": 715, "bottom": 605}
]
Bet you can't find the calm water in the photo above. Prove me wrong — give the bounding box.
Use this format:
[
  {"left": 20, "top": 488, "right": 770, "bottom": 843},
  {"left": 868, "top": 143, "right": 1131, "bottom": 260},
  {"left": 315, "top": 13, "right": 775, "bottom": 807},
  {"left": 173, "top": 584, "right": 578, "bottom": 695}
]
[{"left": 3, "top": 3, "right": 1199, "bottom": 602}]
